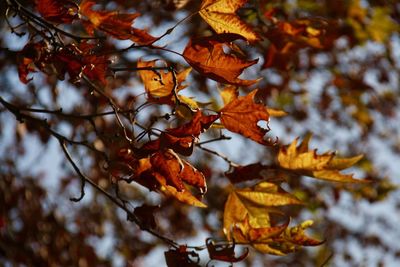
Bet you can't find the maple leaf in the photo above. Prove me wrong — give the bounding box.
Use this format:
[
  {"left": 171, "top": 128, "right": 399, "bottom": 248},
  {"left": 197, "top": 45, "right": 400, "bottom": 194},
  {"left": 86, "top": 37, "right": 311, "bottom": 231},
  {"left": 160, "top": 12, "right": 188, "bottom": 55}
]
[
  {"left": 138, "top": 59, "right": 191, "bottom": 101},
  {"left": 139, "top": 111, "right": 219, "bottom": 156},
  {"left": 121, "top": 152, "right": 207, "bottom": 207},
  {"left": 231, "top": 216, "right": 323, "bottom": 255},
  {"left": 223, "top": 181, "right": 302, "bottom": 240},
  {"left": 199, "top": 0, "right": 260, "bottom": 42},
  {"left": 150, "top": 150, "right": 207, "bottom": 205},
  {"left": 220, "top": 90, "right": 271, "bottom": 145},
  {"left": 183, "top": 35, "right": 259, "bottom": 86},
  {"left": 79, "top": 0, "right": 157, "bottom": 45},
  {"left": 277, "top": 135, "right": 365, "bottom": 182},
  {"left": 35, "top": 0, "right": 78, "bottom": 24}
]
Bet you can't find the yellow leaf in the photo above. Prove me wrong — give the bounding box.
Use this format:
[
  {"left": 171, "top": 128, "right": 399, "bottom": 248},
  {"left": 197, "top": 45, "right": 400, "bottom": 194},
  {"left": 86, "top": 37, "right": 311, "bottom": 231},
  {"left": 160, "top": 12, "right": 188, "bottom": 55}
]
[
  {"left": 266, "top": 108, "right": 288, "bottom": 117},
  {"left": 223, "top": 182, "right": 302, "bottom": 239},
  {"left": 138, "top": 59, "right": 191, "bottom": 99},
  {"left": 199, "top": 0, "right": 260, "bottom": 42},
  {"left": 278, "top": 136, "right": 365, "bottom": 182},
  {"left": 220, "top": 86, "right": 238, "bottom": 106},
  {"left": 231, "top": 216, "right": 322, "bottom": 255},
  {"left": 368, "top": 7, "right": 399, "bottom": 43},
  {"left": 155, "top": 173, "right": 207, "bottom": 208}
]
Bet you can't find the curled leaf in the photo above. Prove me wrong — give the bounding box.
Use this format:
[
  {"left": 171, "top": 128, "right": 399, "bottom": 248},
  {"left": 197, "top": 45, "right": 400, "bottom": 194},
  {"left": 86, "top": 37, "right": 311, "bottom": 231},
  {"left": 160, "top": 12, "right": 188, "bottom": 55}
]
[{"left": 206, "top": 238, "right": 248, "bottom": 263}]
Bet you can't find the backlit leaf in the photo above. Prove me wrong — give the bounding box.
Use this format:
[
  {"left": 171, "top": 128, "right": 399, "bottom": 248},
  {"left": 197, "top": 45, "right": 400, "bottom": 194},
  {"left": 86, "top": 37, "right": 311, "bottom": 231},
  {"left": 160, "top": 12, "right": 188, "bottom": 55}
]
[
  {"left": 79, "top": 0, "right": 157, "bottom": 44},
  {"left": 278, "top": 135, "right": 365, "bottom": 182},
  {"left": 220, "top": 90, "right": 271, "bottom": 145},
  {"left": 35, "top": 0, "right": 78, "bottom": 24},
  {"left": 183, "top": 35, "right": 259, "bottom": 86},
  {"left": 199, "top": 0, "right": 260, "bottom": 42},
  {"left": 223, "top": 181, "right": 302, "bottom": 239},
  {"left": 138, "top": 59, "right": 191, "bottom": 100},
  {"left": 231, "top": 217, "right": 322, "bottom": 255}
]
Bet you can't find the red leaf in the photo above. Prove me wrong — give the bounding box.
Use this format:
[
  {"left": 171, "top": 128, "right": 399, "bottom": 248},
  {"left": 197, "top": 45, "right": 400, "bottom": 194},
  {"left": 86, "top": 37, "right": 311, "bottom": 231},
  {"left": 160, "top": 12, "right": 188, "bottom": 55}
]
[
  {"left": 35, "top": 0, "right": 78, "bottom": 24},
  {"left": 206, "top": 238, "right": 249, "bottom": 263}
]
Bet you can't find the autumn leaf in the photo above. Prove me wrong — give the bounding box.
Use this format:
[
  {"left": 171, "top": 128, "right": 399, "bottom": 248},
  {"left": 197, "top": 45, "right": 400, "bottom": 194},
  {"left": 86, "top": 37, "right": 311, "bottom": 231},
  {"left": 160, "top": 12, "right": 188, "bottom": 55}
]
[
  {"left": 150, "top": 150, "right": 207, "bottom": 205},
  {"left": 138, "top": 59, "right": 191, "bottom": 101},
  {"left": 119, "top": 151, "right": 207, "bottom": 207},
  {"left": 231, "top": 217, "right": 323, "bottom": 255},
  {"left": 166, "top": 110, "right": 219, "bottom": 137},
  {"left": 183, "top": 35, "right": 259, "bottom": 86},
  {"left": 199, "top": 0, "right": 260, "bottom": 42},
  {"left": 206, "top": 238, "right": 249, "bottom": 263},
  {"left": 220, "top": 90, "right": 271, "bottom": 145},
  {"left": 54, "top": 42, "right": 110, "bottom": 85},
  {"left": 35, "top": 0, "right": 78, "bottom": 24},
  {"left": 79, "top": 0, "right": 157, "bottom": 44},
  {"left": 278, "top": 135, "right": 365, "bottom": 182},
  {"left": 223, "top": 181, "right": 302, "bottom": 239},
  {"left": 139, "top": 111, "right": 219, "bottom": 156},
  {"left": 155, "top": 172, "right": 207, "bottom": 208}
]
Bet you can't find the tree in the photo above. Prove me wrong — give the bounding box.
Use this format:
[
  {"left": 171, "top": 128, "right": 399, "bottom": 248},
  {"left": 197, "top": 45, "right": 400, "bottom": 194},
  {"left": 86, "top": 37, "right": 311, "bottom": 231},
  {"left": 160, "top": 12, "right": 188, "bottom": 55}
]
[{"left": 1, "top": 0, "right": 399, "bottom": 266}]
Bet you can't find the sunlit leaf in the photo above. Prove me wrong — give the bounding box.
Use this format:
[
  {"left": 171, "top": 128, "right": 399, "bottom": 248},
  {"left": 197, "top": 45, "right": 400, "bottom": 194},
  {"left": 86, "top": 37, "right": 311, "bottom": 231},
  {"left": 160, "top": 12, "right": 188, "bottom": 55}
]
[
  {"left": 220, "top": 90, "right": 271, "bottom": 145},
  {"left": 138, "top": 59, "right": 191, "bottom": 100},
  {"left": 199, "top": 0, "right": 260, "bottom": 42},
  {"left": 223, "top": 181, "right": 302, "bottom": 239},
  {"left": 183, "top": 35, "right": 259, "bottom": 86},
  {"left": 278, "top": 135, "right": 365, "bottom": 182},
  {"left": 79, "top": 0, "right": 157, "bottom": 44}
]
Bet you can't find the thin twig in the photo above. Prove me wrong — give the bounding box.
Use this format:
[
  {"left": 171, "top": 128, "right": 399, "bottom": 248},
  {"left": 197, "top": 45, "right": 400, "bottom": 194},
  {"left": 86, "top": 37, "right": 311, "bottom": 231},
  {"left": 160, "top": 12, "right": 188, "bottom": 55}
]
[
  {"left": 197, "top": 144, "right": 239, "bottom": 167},
  {"left": 6, "top": 0, "right": 102, "bottom": 41},
  {"left": 59, "top": 141, "right": 179, "bottom": 248}
]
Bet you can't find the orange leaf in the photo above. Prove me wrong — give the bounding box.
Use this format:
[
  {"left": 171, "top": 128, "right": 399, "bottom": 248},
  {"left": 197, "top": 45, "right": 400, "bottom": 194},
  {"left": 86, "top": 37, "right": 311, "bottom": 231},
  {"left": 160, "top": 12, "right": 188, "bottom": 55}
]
[
  {"left": 199, "top": 0, "right": 260, "bottom": 42},
  {"left": 79, "top": 0, "right": 157, "bottom": 45},
  {"left": 150, "top": 150, "right": 207, "bottom": 193},
  {"left": 137, "top": 59, "right": 191, "bottom": 102},
  {"left": 166, "top": 111, "right": 219, "bottom": 137},
  {"left": 183, "top": 35, "right": 259, "bottom": 86},
  {"left": 151, "top": 150, "right": 186, "bottom": 191},
  {"left": 220, "top": 90, "right": 271, "bottom": 145},
  {"left": 35, "top": 0, "right": 78, "bottom": 24}
]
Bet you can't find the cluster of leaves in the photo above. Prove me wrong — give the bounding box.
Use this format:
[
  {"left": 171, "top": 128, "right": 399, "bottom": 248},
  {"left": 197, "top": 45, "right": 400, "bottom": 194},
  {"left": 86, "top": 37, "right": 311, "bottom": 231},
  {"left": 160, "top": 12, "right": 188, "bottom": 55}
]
[{"left": 1, "top": 0, "right": 399, "bottom": 266}]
